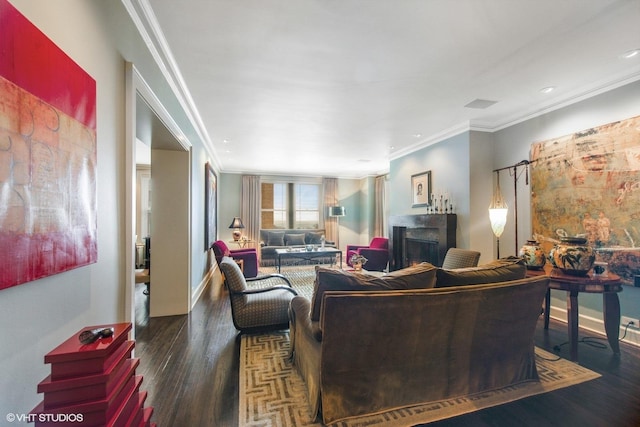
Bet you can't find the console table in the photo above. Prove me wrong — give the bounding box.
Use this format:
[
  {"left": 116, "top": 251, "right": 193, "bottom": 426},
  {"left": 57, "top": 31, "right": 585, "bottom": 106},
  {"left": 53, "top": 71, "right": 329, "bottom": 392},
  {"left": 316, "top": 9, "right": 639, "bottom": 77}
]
[
  {"left": 275, "top": 247, "right": 342, "bottom": 272},
  {"left": 228, "top": 239, "right": 254, "bottom": 249},
  {"left": 527, "top": 265, "right": 623, "bottom": 361}
]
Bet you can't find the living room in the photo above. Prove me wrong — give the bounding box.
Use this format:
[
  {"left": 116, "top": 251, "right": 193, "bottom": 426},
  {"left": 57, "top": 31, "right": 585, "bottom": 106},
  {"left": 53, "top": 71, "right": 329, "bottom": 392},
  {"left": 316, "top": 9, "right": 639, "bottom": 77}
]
[{"left": 1, "top": 1, "right": 640, "bottom": 425}]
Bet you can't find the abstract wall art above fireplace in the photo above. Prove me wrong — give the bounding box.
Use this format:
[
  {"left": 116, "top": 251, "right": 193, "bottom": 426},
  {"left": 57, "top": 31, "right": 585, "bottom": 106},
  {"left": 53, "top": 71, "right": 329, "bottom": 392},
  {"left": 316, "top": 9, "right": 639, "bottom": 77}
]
[
  {"left": 530, "top": 114, "right": 640, "bottom": 285},
  {"left": 0, "top": 0, "right": 97, "bottom": 290}
]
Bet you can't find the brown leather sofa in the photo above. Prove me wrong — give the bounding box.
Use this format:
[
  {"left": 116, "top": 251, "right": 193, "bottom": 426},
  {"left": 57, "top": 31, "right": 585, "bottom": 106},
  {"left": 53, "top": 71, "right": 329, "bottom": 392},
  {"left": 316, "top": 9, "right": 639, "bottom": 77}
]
[{"left": 288, "top": 257, "right": 549, "bottom": 424}]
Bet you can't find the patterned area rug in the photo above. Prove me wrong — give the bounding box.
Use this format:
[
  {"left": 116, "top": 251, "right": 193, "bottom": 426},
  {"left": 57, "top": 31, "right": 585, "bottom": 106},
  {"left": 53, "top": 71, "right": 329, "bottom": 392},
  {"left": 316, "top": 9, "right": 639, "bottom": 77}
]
[
  {"left": 240, "top": 267, "right": 601, "bottom": 426},
  {"left": 252, "top": 266, "right": 317, "bottom": 300},
  {"left": 239, "top": 334, "right": 601, "bottom": 427}
]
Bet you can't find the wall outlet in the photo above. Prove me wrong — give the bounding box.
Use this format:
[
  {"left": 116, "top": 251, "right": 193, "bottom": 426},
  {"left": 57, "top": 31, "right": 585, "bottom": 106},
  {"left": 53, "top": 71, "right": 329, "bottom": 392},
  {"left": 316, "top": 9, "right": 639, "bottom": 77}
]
[{"left": 621, "top": 316, "right": 640, "bottom": 329}]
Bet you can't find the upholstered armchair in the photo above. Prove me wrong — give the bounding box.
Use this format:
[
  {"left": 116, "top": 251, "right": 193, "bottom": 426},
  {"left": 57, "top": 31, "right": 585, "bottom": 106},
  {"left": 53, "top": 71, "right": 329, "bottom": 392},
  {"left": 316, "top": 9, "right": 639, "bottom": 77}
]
[
  {"left": 219, "top": 257, "right": 298, "bottom": 333},
  {"left": 211, "top": 240, "right": 259, "bottom": 278},
  {"left": 441, "top": 248, "right": 481, "bottom": 269},
  {"left": 346, "top": 237, "right": 390, "bottom": 272}
]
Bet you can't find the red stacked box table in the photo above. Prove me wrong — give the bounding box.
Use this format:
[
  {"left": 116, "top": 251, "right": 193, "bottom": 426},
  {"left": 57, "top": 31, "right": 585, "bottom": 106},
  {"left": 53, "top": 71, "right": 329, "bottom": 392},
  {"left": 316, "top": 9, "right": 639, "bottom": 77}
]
[{"left": 30, "top": 323, "right": 156, "bottom": 427}]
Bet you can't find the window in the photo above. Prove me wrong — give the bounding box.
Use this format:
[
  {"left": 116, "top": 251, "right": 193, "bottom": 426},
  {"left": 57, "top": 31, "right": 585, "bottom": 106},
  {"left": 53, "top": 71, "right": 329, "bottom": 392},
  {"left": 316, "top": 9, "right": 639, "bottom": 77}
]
[
  {"left": 261, "top": 182, "right": 321, "bottom": 229},
  {"left": 261, "top": 182, "right": 288, "bottom": 229}
]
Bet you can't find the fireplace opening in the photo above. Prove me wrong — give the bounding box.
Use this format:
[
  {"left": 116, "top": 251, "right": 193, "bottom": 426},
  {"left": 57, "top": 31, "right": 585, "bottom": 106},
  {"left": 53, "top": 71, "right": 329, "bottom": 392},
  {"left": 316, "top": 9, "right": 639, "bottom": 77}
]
[{"left": 406, "top": 238, "right": 439, "bottom": 266}]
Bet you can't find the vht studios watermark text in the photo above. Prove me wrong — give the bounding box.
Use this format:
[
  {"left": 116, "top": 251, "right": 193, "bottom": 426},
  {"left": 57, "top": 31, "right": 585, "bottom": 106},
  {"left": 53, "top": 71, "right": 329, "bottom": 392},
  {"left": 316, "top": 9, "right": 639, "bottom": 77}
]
[{"left": 6, "top": 412, "right": 84, "bottom": 423}]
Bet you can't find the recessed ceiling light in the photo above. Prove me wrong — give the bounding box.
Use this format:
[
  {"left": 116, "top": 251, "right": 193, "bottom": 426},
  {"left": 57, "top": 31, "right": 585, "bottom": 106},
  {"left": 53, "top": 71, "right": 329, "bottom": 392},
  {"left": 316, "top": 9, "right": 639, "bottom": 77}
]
[
  {"left": 621, "top": 49, "right": 640, "bottom": 59},
  {"left": 389, "top": 146, "right": 395, "bottom": 150},
  {"left": 413, "top": 133, "right": 422, "bottom": 138},
  {"left": 223, "top": 139, "right": 229, "bottom": 144},
  {"left": 540, "top": 86, "right": 555, "bottom": 94}
]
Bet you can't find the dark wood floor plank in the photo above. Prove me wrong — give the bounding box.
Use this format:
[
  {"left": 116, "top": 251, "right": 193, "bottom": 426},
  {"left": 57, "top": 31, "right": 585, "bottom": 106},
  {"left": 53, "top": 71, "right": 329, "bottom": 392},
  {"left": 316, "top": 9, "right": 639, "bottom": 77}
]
[{"left": 135, "top": 281, "right": 640, "bottom": 426}]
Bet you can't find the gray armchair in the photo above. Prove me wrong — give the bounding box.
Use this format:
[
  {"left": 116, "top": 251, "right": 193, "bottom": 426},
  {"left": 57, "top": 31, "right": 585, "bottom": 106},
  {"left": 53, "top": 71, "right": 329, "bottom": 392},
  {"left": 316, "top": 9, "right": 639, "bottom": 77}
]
[
  {"left": 441, "top": 248, "right": 481, "bottom": 269},
  {"left": 219, "top": 256, "right": 298, "bottom": 333}
]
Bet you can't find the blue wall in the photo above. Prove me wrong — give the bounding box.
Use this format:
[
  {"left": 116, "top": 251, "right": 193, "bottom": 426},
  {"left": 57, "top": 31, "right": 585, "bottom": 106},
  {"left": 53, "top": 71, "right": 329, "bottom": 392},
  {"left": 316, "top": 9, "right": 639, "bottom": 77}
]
[
  {"left": 389, "top": 80, "right": 640, "bottom": 341},
  {"left": 389, "top": 132, "right": 475, "bottom": 249}
]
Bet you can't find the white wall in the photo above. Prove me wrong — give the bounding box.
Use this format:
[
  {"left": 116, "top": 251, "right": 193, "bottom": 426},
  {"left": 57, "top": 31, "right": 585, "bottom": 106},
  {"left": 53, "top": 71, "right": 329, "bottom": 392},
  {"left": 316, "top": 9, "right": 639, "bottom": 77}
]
[
  {"left": 337, "top": 178, "right": 362, "bottom": 250},
  {"left": 468, "top": 131, "right": 496, "bottom": 264},
  {"left": 0, "top": 0, "right": 217, "bottom": 416},
  {"left": 150, "top": 148, "right": 191, "bottom": 317},
  {"left": 0, "top": 0, "right": 126, "bottom": 417}
]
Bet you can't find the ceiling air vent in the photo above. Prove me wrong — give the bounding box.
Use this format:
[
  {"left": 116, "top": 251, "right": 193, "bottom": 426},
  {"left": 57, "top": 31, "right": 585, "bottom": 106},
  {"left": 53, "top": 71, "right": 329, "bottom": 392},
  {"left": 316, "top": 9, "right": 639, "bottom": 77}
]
[{"left": 464, "top": 99, "right": 498, "bottom": 109}]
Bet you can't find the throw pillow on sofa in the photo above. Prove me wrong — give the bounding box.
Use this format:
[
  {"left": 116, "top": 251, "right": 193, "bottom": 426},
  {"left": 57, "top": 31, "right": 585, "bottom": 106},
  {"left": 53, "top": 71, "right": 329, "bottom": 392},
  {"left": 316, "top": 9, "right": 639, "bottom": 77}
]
[
  {"left": 284, "top": 233, "right": 306, "bottom": 246},
  {"left": 305, "top": 231, "right": 324, "bottom": 245},
  {"left": 266, "top": 231, "right": 285, "bottom": 246},
  {"left": 310, "top": 263, "right": 437, "bottom": 321},
  {"left": 435, "top": 256, "right": 526, "bottom": 287}
]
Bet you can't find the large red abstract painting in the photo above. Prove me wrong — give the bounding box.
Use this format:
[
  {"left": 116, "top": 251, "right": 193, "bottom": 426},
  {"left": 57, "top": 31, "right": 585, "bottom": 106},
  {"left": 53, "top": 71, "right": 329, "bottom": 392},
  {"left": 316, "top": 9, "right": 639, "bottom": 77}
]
[{"left": 0, "top": 0, "right": 97, "bottom": 290}]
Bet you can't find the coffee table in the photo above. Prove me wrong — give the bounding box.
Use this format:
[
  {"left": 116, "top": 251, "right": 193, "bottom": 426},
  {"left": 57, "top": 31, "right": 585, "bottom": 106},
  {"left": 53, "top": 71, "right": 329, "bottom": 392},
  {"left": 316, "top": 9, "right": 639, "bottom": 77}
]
[
  {"left": 275, "top": 247, "right": 342, "bottom": 273},
  {"left": 527, "top": 265, "right": 623, "bottom": 361}
]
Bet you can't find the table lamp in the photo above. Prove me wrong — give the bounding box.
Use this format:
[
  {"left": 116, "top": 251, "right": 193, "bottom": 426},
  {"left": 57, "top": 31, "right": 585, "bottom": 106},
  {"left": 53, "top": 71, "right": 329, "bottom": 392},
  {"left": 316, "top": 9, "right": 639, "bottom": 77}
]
[{"left": 229, "top": 217, "right": 245, "bottom": 241}]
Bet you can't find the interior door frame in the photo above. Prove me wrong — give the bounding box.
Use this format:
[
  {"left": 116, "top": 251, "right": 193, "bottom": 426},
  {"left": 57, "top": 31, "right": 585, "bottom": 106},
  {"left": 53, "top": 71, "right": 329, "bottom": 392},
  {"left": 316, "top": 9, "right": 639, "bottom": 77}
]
[{"left": 124, "top": 62, "right": 192, "bottom": 332}]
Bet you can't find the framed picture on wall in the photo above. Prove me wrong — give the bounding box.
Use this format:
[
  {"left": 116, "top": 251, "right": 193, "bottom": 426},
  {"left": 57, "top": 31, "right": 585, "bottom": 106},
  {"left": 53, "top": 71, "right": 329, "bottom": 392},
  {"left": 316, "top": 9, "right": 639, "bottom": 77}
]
[
  {"left": 0, "top": 1, "right": 97, "bottom": 290},
  {"left": 205, "top": 162, "right": 217, "bottom": 250},
  {"left": 411, "top": 171, "right": 431, "bottom": 207}
]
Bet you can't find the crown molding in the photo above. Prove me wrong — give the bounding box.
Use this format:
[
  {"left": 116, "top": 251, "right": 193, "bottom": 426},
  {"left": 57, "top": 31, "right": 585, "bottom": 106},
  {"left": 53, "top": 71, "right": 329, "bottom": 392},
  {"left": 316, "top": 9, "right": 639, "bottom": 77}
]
[
  {"left": 389, "top": 122, "right": 472, "bottom": 161},
  {"left": 492, "top": 70, "right": 640, "bottom": 132},
  {"left": 390, "top": 69, "right": 640, "bottom": 162},
  {"left": 122, "top": 0, "right": 222, "bottom": 172},
  {"left": 132, "top": 64, "right": 191, "bottom": 151}
]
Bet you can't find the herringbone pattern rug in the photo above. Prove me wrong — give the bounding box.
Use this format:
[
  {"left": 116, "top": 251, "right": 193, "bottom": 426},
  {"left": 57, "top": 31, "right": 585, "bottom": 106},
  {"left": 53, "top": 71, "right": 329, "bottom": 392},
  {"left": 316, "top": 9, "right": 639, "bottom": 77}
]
[{"left": 240, "top": 267, "right": 601, "bottom": 426}]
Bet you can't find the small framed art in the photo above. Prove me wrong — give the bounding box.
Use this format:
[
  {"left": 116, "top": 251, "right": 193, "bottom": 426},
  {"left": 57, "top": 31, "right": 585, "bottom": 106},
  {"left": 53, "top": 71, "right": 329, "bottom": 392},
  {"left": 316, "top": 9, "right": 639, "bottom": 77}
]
[{"left": 411, "top": 171, "right": 431, "bottom": 207}]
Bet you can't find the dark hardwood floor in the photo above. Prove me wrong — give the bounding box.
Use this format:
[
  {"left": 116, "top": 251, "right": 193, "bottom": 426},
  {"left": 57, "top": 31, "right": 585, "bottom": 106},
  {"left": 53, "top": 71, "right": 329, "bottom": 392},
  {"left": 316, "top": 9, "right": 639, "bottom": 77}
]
[{"left": 134, "top": 281, "right": 640, "bottom": 426}]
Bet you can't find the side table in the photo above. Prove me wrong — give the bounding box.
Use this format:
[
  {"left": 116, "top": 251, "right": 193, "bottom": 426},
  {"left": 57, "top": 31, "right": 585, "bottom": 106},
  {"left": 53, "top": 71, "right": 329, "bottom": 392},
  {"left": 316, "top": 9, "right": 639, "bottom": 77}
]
[
  {"left": 228, "top": 239, "right": 255, "bottom": 249},
  {"left": 527, "top": 265, "right": 623, "bottom": 361}
]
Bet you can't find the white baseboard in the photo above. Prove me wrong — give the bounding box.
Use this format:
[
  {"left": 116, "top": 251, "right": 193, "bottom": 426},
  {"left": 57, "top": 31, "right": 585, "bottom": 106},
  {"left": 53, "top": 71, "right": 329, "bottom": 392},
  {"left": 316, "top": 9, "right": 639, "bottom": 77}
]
[
  {"left": 191, "top": 265, "right": 215, "bottom": 309},
  {"left": 548, "top": 306, "right": 640, "bottom": 348}
]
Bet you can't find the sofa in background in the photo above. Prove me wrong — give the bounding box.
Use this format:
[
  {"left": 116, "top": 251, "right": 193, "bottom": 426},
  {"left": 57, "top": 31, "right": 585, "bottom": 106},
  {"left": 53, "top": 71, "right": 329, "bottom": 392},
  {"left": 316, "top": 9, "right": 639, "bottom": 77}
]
[
  {"left": 259, "top": 229, "right": 336, "bottom": 267},
  {"left": 288, "top": 257, "right": 549, "bottom": 424}
]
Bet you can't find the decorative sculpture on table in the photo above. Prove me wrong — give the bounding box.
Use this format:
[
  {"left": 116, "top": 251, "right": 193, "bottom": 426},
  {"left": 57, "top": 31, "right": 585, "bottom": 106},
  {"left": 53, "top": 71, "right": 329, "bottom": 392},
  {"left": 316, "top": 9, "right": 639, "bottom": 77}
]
[{"left": 350, "top": 254, "right": 368, "bottom": 271}]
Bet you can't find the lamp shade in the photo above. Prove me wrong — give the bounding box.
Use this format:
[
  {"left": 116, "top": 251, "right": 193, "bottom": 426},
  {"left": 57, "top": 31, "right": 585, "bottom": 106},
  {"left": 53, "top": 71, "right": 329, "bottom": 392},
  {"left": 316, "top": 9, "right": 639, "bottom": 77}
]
[
  {"left": 489, "top": 207, "right": 508, "bottom": 238},
  {"left": 328, "top": 206, "right": 346, "bottom": 217},
  {"left": 228, "top": 217, "right": 245, "bottom": 229},
  {"left": 488, "top": 181, "right": 508, "bottom": 238}
]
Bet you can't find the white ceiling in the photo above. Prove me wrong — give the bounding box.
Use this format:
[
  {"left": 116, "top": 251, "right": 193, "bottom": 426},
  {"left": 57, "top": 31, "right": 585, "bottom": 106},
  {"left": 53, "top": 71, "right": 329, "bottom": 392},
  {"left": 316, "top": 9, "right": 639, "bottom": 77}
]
[{"left": 128, "top": 0, "right": 640, "bottom": 178}]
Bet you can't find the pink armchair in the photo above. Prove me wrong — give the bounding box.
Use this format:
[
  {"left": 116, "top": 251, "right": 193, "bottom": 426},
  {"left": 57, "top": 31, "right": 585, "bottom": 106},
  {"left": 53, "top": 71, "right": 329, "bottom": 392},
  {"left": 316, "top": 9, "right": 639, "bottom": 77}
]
[
  {"left": 346, "top": 237, "right": 389, "bottom": 272},
  {"left": 211, "top": 240, "right": 259, "bottom": 278}
]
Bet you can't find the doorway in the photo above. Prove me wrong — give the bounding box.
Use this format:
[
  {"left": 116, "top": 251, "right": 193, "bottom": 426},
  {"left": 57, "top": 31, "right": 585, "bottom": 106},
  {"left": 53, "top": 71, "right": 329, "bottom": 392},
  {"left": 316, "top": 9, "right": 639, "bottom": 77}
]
[{"left": 125, "top": 63, "right": 192, "bottom": 333}]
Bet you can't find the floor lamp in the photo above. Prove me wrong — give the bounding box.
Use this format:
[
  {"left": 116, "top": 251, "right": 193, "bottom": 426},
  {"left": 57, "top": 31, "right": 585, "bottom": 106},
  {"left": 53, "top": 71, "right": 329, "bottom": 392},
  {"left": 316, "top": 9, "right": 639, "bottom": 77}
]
[
  {"left": 490, "top": 160, "right": 535, "bottom": 257},
  {"left": 329, "top": 206, "right": 346, "bottom": 248}
]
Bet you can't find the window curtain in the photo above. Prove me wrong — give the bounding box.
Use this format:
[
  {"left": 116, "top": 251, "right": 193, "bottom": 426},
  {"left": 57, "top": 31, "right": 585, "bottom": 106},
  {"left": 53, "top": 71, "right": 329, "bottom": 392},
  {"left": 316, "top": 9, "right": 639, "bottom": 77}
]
[
  {"left": 323, "top": 177, "right": 339, "bottom": 248},
  {"left": 374, "top": 175, "right": 387, "bottom": 237},
  {"left": 242, "top": 175, "right": 261, "bottom": 250}
]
